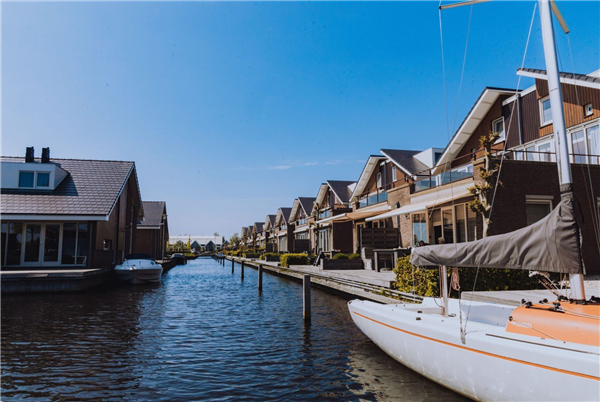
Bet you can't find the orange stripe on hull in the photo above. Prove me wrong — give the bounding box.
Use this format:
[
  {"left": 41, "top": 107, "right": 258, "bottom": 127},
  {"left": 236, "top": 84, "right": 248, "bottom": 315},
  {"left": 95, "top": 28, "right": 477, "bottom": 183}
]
[{"left": 353, "top": 311, "right": 599, "bottom": 382}]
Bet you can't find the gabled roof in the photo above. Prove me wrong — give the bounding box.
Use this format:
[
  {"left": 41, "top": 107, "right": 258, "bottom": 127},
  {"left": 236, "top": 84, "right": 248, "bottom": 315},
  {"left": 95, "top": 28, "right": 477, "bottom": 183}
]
[
  {"left": 381, "top": 149, "right": 429, "bottom": 175},
  {"left": 1, "top": 157, "right": 141, "bottom": 220},
  {"left": 517, "top": 68, "right": 600, "bottom": 90},
  {"left": 350, "top": 155, "right": 386, "bottom": 202},
  {"left": 299, "top": 197, "right": 315, "bottom": 215},
  {"left": 241, "top": 227, "right": 247, "bottom": 237},
  {"left": 253, "top": 222, "right": 264, "bottom": 233},
  {"left": 138, "top": 201, "right": 166, "bottom": 227},
  {"left": 328, "top": 180, "right": 355, "bottom": 203},
  {"left": 275, "top": 207, "right": 292, "bottom": 226},
  {"left": 289, "top": 197, "right": 316, "bottom": 222},
  {"left": 433, "top": 87, "right": 517, "bottom": 174},
  {"left": 264, "top": 214, "right": 277, "bottom": 231}
]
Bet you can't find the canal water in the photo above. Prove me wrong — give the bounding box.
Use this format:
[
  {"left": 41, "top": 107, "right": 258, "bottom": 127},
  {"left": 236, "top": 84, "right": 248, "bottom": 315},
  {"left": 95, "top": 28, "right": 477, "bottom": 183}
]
[{"left": 2, "top": 258, "right": 467, "bottom": 401}]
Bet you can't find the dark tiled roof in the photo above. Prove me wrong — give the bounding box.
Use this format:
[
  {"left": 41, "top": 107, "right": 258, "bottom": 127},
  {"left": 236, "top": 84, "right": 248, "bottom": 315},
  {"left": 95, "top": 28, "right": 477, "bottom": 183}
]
[
  {"left": 327, "top": 180, "right": 355, "bottom": 203},
  {"left": 254, "top": 222, "right": 264, "bottom": 232},
  {"left": 1, "top": 157, "right": 135, "bottom": 217},
  {"left": 298, "top": 197, "right": 316, "bottom": 215},
  {"left": 381, "top": 149, "right": 429, "bottom": 175},
  {"left": 266, "top": 214, "right": 277, "bottom": 224},
  {"left": 139, "top": 201, "right": 166, "bottom": 226},
  {"left": 280, "top": 207, "right": 292, "bottom": 223},
  {"left": 518, "top": 67, "right": 600, "bottom": 85}
]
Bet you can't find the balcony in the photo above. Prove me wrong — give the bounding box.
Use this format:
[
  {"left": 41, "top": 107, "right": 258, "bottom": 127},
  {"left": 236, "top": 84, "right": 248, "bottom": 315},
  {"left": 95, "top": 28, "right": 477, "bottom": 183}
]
[
  {"left": 318, "top": 210, "right": 332, "bottom": 220},
  {"left": 358, "top": 190, "right": 388, "bottom": 209},
  {"left": 296, "top": 218, "right": 308, "bottom": 226},
  {"left": 414, "top": 164, "right": 474, "bottom": 192}
]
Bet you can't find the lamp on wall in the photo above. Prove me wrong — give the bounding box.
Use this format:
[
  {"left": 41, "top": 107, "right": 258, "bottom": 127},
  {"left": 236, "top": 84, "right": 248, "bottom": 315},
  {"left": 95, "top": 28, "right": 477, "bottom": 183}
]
[{"left": 394, "top": 202, "right": 400, "bottom": 209}]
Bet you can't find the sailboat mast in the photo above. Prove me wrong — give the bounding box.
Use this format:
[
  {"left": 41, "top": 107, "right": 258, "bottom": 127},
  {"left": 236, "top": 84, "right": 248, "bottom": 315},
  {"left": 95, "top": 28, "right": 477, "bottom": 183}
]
[{"left": 539, "top": 0, "right": 585, "bottom": 301}]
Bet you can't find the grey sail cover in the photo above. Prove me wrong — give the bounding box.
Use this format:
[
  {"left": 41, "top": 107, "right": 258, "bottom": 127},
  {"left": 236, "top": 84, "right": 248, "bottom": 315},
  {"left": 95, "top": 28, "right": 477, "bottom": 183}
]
[{"left": 410, "top": 185, "right": 583, "bottom": 274}]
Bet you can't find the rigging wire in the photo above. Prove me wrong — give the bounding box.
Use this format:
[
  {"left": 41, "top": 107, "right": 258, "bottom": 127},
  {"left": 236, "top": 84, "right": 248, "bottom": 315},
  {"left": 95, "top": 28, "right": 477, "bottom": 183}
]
[{"left": 459, "top": 3, "right": 539, "bottom": 337}]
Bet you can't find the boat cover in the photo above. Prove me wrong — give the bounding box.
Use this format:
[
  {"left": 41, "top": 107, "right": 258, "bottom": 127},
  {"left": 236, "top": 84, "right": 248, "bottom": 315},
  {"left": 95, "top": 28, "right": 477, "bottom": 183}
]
[{"left": 410, "top": 184, "right": 584, "bottom": 274}]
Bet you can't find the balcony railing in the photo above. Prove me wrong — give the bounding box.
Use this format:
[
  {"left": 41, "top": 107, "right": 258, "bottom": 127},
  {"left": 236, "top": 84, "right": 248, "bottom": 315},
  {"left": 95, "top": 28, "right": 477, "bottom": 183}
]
[
  {"left": 414, "top": 164, "right": 474, "bottom": 192},
  {"left": 318, "top": 210, "right": 332, "bottom": 220},
  {"left": 358, "top": 190, "right": 388, "bottom": 208},
  {"left": 296, "top": 218, "right": 308, "bottom": 226}
]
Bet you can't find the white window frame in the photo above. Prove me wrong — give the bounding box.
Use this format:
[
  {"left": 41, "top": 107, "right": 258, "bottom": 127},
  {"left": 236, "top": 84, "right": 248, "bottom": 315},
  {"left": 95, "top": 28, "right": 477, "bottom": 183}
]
[
  {"left": 584, "top": 103, "right": 593, "bottom": 117},
  {"left": 376, "top": 172, "right": 382, "bottom": 188},
  {"left": 540, "top": 96, "right": 553, "bottom": 126},
  {"left": 492, "top": 116, "right": 505, "bottom": 142},
  {"left": 392, "top": 166, "right": 397, "bottom": 182},
  {"left": 36, "top": 171, "right": 51, "bottom": 188},
  {"left": 18, "top": 171, "right": 35, "bottom": 188}
]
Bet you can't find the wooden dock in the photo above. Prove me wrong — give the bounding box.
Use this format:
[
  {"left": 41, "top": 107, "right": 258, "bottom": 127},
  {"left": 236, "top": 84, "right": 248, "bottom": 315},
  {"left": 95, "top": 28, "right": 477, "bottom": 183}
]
[
  {"left": 1, "top": 267, "right": 112, "bottom": 294},
  {"left": 225, "top": 257, "right": 418, "bottom": 305}
]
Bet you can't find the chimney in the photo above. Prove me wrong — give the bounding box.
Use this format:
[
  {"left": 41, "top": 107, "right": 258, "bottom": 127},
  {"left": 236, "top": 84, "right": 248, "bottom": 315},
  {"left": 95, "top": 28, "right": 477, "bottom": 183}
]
[
  {"left": 42, "top": 147, "right": 50, "bottom": 163},
  {"left": 25, "top": 147, "right": 35, "bottom": 163}
]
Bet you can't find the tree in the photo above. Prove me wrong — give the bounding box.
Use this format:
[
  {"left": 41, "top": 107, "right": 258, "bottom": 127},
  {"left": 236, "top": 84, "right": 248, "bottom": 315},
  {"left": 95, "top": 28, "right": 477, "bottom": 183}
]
[
  {"left": 214, "top": 232, "right": 219, "bottom": 236},
  {"left": 229, "top": 233, "right": 240, "bottom": 248},
  {"left": 467, "top": 130, "right": 502, "bottom": 238}
]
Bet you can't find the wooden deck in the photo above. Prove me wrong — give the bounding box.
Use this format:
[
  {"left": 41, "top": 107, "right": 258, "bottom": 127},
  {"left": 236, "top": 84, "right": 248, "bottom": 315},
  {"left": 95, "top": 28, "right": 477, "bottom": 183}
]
[
  {"left": 1, "top": 267, "right": 112, "bottom": 293},
  {"left": 227, "top": 257, "right": 412, "bottom": 304}
]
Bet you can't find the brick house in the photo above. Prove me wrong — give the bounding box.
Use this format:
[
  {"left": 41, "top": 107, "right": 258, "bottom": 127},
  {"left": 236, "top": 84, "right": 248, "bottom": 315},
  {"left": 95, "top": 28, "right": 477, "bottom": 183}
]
[
  {"left": 373, "top": 69, "right": 600, "bottom": 273},
  {"left": 263, "top": 214, "right": 277, "bottom": 251},
  {"left": 1, "top": 148, "right": 143, "bottom": 270},
  {"left": 252, "top": 222, "right": 265, "bottom": 248},
  {"left": 289, "top": 197, "right": 315, "bottom": 253},
  {"left": 133, "top": 201, "right": 168, "bottom": 260},
  {"left": 274, "top": 207, "right": 294, "bottom": 252},
  {"left": 312, "top": 180, "right": 356, "bottom": 254}
]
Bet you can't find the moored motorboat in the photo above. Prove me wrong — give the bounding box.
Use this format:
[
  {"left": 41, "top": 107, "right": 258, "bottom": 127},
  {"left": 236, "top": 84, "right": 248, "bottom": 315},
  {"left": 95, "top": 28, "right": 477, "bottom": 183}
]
[
  {"left": 114, "top": 254, "right": 163, "bottom": 284},
  {"left": 170, "top": 253, "right": 187, "bottom": 265}
]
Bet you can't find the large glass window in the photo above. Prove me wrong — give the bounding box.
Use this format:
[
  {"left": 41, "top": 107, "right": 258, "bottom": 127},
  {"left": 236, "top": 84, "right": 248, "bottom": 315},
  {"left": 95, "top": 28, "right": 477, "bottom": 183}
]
[
  {"left": 526, "top": 201, "right": 552, "bottom": 226},
  {"left": 6, "top": 223, "right": 23, "bottom": 266},
  {"left": 587, "top": 125, "right": 599, "bottom": 165},
  {"left": 19, "top": 171, "right": 34, "bottom": 188},
  {"left": 24, "top": 224, "right": 42, "bottom": 262},
  {"left": 62, "top": 223, "right": 77, "bottom": 264},
  {"left": 318, "top": 228, "right": 331, "bottom": 252},
  {"left": 44, "top": 224, "right": 60, "bottom": 262},
  {"left": 455, "top": 205, "right": 466, "bottom": 243},
  {"left": 537, "top": 141, "right": 554, "bottom": 162},
  {"left": 572, "top": 130, "right": 586, "bottom": 163},
  {"left": 541, "top": 98, "right": 552, "bottom": 125},
  {"left": 467, "top": 208, "right": 478, "bottom": 241},
  {"left": 442, "top": 209, "right": 454, "bottom": 244},
  {"left": 412, "top": 213, "right": 427, "bottom": 246}
]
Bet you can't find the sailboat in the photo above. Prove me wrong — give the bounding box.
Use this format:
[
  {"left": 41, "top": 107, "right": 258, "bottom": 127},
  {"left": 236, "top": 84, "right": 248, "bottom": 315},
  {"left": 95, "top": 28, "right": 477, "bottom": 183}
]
[{"left": 348, "top": 1, "right": 600, "bottom": 401}]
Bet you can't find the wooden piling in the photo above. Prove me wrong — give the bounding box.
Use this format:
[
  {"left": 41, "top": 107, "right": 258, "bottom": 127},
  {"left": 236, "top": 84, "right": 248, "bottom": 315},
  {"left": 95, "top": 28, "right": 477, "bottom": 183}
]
[
  {"left": 231, "top": 259, "right": 234, "bottom": 274},
  {"left": 303, "top": 275, "right": 311, "bottom": 322},
  {"left": 241, "top": 261, "right": 245, "bottom": 281},
  {"left": 258, "top": 264, "right": 263, "bottom": 291}
]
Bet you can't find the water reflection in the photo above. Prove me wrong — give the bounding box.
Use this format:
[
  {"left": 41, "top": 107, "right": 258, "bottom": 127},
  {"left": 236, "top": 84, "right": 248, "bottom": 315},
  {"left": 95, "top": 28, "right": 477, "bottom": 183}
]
[{"left": 2, "top": 259, "right": 467, "bottom": 401}]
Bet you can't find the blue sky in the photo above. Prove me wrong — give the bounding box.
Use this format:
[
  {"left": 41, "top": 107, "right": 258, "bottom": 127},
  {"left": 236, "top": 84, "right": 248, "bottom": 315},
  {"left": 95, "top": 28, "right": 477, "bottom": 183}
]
[{"left": 2, "top": 1, "right": 599, "bottom": 239}]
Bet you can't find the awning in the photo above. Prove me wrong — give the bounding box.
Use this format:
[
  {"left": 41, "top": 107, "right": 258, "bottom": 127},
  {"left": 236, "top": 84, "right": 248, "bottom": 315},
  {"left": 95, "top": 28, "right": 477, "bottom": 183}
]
[
  {"left": 366, "top": 191, "right": 471, "bottom": 222},
  {"left": 315, "top": 214, "right": 347, "bottom": 224}
]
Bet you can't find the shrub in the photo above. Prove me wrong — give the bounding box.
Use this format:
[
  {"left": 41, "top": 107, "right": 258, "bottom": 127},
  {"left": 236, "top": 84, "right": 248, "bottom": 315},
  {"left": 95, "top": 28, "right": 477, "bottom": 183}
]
[
  {"left": 260, "top": 252, "right": 280, "bottom": 261},
  {"left": 393, "top": 255, "right": 551, "bottom": 297},
  {"left": 332, "top": 253, "right": 348, "bottom": 260},
  {"left": 348, "top": 253, "right": 361, "bottom": 260},
  {"left": 280, "top": 253, "right": 309, "bottom": 267}
]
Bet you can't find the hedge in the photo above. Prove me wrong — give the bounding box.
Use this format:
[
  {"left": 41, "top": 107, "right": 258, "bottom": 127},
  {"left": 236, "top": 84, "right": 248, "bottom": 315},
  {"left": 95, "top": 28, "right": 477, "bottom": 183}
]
[
  {"left": 393, "top": 255, "right": 551, "bottom": 297},
  {"left": 348, "top": 253, "right": 361, "bottom": 260},
  {"left": 280, "top": 253, "right": 309, "bottom": 268},
  {"left": 332, "top": 253, "right": 348, "bottom": 260},
  {"left": 260, "top": 252, "right": 280, "bottom": 260}
]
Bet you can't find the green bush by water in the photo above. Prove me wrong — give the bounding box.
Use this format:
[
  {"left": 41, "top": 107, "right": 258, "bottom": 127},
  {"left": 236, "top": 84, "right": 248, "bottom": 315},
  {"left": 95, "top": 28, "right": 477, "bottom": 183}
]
[
  {"left": 332, "top": 253, "right": 348, "bottom": 260},
  {"left": 280, "top": 253, "right": 309, "bottom": 267},
  {"left": 393, "top": 255, "right": 550, "bottom": 297}
]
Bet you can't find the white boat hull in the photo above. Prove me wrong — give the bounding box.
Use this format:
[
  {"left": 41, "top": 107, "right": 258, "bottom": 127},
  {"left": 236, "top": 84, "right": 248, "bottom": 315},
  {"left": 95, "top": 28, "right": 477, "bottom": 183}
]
[
  {"left": 348, "top": 298, "right": 600, "bottom": 402},
  {"left": 114, "top": 259, "right": 163, "bottom": 285}
]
